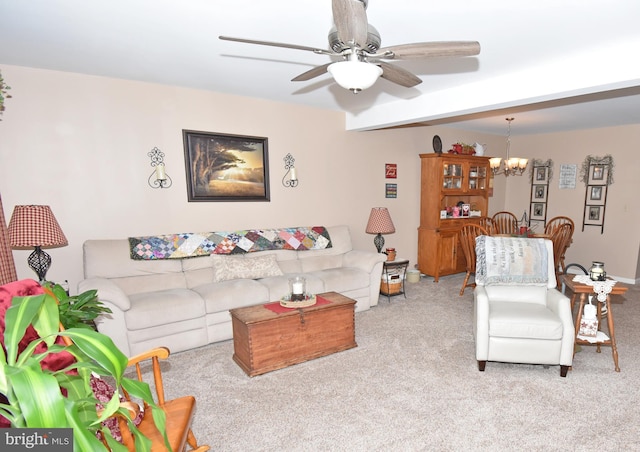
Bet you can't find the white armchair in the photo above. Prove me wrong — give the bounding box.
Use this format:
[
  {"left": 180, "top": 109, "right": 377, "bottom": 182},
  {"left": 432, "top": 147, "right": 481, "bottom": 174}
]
[{"left": 473, "top": 237, "right": 575, "bottom": 377}]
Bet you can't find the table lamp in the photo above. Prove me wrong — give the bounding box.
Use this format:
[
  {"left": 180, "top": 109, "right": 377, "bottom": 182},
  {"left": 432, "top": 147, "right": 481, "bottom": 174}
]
[
  {"left": 8, "top": 205, "right": 68, "bottom": 282},
  {"left": 365, "top": 207, "right": 395, "bottom": 253}
]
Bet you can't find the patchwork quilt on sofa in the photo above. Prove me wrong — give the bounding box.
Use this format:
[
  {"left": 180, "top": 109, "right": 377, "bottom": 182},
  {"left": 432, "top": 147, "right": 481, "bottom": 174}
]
[{"left": 129, "top": 226, "right": 332, "bottom": 260}]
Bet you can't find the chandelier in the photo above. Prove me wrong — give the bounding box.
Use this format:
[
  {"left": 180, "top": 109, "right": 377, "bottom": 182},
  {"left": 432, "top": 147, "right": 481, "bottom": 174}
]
[{"left": 489, "top": 118, "right": 528, "bottom": 177}]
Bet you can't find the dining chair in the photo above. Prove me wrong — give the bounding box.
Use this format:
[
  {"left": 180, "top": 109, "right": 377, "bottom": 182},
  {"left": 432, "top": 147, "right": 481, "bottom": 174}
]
[
  {"left": 549, "top": 222, "right": 574, "bottom": 286},
  {"left": 491, "top": 211, "right": 518, "bottom": 235},
  {"left": 458, "top": 224, "right": 490, "bottom": 296},
  {"left": 545, "top": 216, "right": 575, "bottom": 274},
  {"left": 477, "top": 216, "right": 495, "bottom": 235}
]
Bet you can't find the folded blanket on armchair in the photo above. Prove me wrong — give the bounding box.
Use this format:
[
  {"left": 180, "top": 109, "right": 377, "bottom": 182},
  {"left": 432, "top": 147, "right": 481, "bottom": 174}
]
[{"left": 475, "top": 236, "right": 548, "bottom": 285}]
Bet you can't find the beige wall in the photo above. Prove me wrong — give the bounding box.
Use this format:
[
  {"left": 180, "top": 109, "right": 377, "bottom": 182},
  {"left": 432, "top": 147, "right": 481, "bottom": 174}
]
[
  {"left": 0, "top": 65, "right": 637, "bottom": 291},
  {"left": 499, "top": 127, "right": 640, "bottom": 282}
]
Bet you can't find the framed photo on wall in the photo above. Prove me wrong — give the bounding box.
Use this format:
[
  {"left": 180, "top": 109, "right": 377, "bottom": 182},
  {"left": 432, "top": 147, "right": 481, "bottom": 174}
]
[
  {"left": 532, "top": 185, "right": 546, "bottom": 200},
  {"left": 588, "top": 164, "right": 609, "bottom": 184},
  {"left": 535, "top": 167, "right": 547, "bottom": 182},
  {"left": 385, "top": 183, "right": 397, "bottom": 198},
  {"left": 528, "top": 159, "right": 553, "bottom": 228},
  {"left": 580, "top": 155, "right": 613, "bottom": 234},
  {"left": 531, "top": 202, "right": 546, "bottom": 220},
  {"left": 182, "top": 130, "right": 270, "bottom": 202}
]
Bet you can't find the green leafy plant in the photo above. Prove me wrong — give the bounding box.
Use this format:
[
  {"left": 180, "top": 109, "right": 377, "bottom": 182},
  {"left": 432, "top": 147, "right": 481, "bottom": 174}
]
[
  {"left": 0, "top": 290, "right": 170, "bottom": 451},
  {"left": 46, "top": 283, "right": 112, "bottom": 330},
  {"left": 0, "top": 70, "right": 10, "bottom": 120}
]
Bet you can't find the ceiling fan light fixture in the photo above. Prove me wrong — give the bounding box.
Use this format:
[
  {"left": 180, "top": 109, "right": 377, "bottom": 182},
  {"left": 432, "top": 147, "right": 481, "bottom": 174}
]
[{"left": 327, "top": 60, "right": 382, "bottom": 93}]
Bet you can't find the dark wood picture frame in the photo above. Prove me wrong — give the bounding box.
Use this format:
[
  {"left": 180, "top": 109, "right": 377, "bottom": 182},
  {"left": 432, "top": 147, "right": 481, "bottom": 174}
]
[
  {"left": 533, "top": 184, "right": 546, "bottom": 200},
  {"left": 182, "top": 130, "right": 270, "bottom": 202},
  {"left": 532, "top": 202, "right": 546, "bottom": 220},
  {"left": 528, "top": 159, "right": 552, "bottom": 228}
]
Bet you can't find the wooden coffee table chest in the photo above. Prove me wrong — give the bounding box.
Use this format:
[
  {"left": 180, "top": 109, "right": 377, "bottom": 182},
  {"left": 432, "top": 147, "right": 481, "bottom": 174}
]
[{"left": 229, "top": 291, "right": 357, "bottom": 376}]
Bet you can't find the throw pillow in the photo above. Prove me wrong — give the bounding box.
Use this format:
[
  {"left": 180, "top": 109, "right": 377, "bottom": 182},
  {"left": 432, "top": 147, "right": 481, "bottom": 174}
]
[{"left": 211, "top": 253, "right": 284, "bottom": 283}]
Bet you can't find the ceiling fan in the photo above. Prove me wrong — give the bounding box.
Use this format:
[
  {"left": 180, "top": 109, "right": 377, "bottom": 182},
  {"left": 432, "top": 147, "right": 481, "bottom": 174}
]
[{"left": 219, "top": 0, "right": 480, "bottom": 93}]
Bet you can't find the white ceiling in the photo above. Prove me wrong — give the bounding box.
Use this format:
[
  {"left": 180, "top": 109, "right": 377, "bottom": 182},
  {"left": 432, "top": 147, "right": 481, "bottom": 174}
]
[{"left": 1, "top": 0, "right": 639, "bottom": 135}]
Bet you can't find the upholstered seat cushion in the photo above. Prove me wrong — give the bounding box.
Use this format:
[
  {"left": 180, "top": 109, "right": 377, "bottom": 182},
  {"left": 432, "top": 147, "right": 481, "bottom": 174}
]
[{"left": 489, "top": 301, "right": 564, "bottom": 340}]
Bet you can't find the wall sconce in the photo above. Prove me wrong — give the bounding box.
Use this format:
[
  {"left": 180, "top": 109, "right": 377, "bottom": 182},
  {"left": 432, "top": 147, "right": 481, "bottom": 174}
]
[
  {"left": 148, "top": 147, "right": 172, "bottom": 188},
  {"left": 282, "top": 153, "right": 298, "bottom": 188}
]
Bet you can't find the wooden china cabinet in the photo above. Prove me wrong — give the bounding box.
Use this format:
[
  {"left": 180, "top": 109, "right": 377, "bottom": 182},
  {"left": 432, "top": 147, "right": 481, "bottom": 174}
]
[{"left": 418, "top": 154, "right": 491, "bottom": 281}]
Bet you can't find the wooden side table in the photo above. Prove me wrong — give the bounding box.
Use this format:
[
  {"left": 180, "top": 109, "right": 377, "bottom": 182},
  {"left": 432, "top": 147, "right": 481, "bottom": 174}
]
[
  {"left": 381, "top": 259, "right": 409, "bottom": 302},
  {"left": 562, "top": 275, "right": 628, "bottom": 372}
]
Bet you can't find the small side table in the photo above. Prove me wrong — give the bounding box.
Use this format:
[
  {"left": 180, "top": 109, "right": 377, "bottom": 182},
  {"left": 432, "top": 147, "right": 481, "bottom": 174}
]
[
  {"left": 381, "top": 259, "right": 409, "bottom": 302},
  {"left": 562, "top": 275, "right": 628, "bottom": 372}
]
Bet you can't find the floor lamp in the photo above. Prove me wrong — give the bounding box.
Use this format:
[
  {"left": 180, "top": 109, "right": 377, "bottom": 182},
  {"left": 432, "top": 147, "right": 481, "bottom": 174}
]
[{"left": 8, "top": 205, "right": 68, "bottom": 282}]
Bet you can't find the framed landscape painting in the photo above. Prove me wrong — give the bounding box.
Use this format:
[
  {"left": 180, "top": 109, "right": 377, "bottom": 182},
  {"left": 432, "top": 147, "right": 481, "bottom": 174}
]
[{"left": 183, "top": 130, "right": 270, "bottom": 202}]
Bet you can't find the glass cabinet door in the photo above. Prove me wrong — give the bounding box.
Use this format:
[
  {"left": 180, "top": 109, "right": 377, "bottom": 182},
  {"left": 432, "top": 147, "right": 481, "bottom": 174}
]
[
  {"left": 468, "top": 165, "right": 487, "bottom": 191},
  {"left": 443, "top": 163, "right": 463, "bottom": 190}
]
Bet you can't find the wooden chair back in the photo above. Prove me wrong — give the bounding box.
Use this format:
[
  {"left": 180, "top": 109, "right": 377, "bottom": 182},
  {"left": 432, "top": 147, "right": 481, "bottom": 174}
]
[
  {"left": 477, "top": 217, "right": 495, "bottom": 235},
  {"left": 545, "top": 216, "right": 575, "bottom": 235},
  {"left": 458, "top": 224, "right": 490, "bottom": 296},
  {"left": 546, "top": 217, "right": 575, "bottom": 274},
  {"left": 119, "top": 347, "right": 210, "bottom": 451},
  {"left": 550, "top": 222, "right": 574, "bottom": 285},
  {"left": 491, "top": 211, "right": 518, "bottom": 235}
]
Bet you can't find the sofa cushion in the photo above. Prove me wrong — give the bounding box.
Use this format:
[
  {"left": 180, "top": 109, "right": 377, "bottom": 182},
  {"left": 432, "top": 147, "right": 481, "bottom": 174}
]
[
  {"left": 182, "top": 255, "right": 214, "bottom": 289},
  {"left": 193, "top": 279, "right": 270, "bottom": 313},
  {"left": 211, "top": 254, "right": 283, "bottom": 283},
  {"left": 307, "top": 267, "right": 369, "bottom": 293},
  {"left": 126, "top": 289, "right": 206, "bottom": 330},
  {"left": 299, "top": 255, "right": 343, "bottom": 272},
  {"left": 84, "top": 239, "right": 184, "bottom": 279},
  {"left": 489, "top": 301, "right": 564, "bottom": 340},
  {"left": 251, "top": 249, "right": 302, "bottom": 274},
  {"left": 258, "top": 274, "right": 325, "bottom": 300}
]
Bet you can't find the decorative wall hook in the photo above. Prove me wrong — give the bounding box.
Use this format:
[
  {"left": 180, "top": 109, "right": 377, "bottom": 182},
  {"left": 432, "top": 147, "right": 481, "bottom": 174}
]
[
  {"left": 148, "top": 147, "right": 172, "bottom": 189},
  {"left": 282, "top": 153, "right": 298, "bottom": 188}
]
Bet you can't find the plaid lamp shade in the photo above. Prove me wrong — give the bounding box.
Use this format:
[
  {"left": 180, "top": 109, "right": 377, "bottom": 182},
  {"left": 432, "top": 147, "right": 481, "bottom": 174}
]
[
  {"left": 365, "top": 207, "right": 395, "bottom": 234},
  {"left": 8, "top": 205, "right": 68, "bottom": 248}
]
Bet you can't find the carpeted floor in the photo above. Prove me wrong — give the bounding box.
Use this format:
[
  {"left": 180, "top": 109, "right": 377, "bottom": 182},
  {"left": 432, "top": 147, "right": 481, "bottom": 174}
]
[{"left": 156, "top": 274, "right": 640, "bottom": 451}]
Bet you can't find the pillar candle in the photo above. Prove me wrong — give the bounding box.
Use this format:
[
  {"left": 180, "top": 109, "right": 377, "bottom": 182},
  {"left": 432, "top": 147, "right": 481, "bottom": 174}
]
[{"left": 155, "top": 164, "right": 166, "bottom": 181}]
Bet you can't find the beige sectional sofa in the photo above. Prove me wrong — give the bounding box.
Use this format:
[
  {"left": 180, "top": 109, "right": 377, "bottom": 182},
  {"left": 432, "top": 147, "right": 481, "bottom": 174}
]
[{"left": 79, "top": 225, "right": 386, "bottom": 356}]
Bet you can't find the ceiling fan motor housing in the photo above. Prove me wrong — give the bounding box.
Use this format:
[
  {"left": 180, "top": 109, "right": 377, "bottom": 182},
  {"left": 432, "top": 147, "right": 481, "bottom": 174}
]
[{"left": 328, "top": 25, "right": 381, "bottom": 54}]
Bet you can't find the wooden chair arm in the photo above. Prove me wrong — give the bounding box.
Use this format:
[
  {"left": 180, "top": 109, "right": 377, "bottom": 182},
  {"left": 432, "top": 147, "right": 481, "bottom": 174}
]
[{"left": 126, "top": 346, "right": 170, "bottom": 366}]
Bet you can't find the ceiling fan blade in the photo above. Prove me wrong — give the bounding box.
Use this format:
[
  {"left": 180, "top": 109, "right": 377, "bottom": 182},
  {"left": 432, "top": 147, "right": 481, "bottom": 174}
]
[
  {"left": 378, "top": 62, "right": 422, "bottom": 88},
  {"left": 332, "top": 0, "right": 368, "bottom": 48},
  {"left": 219, "top": 36, "right": 333, "bottom": 55},
  {"left": 379, "top": 41, "right": 481, "bottom": 59},
  {"left": 291, "top": 63, "right": 332, "bottom": 82}
]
